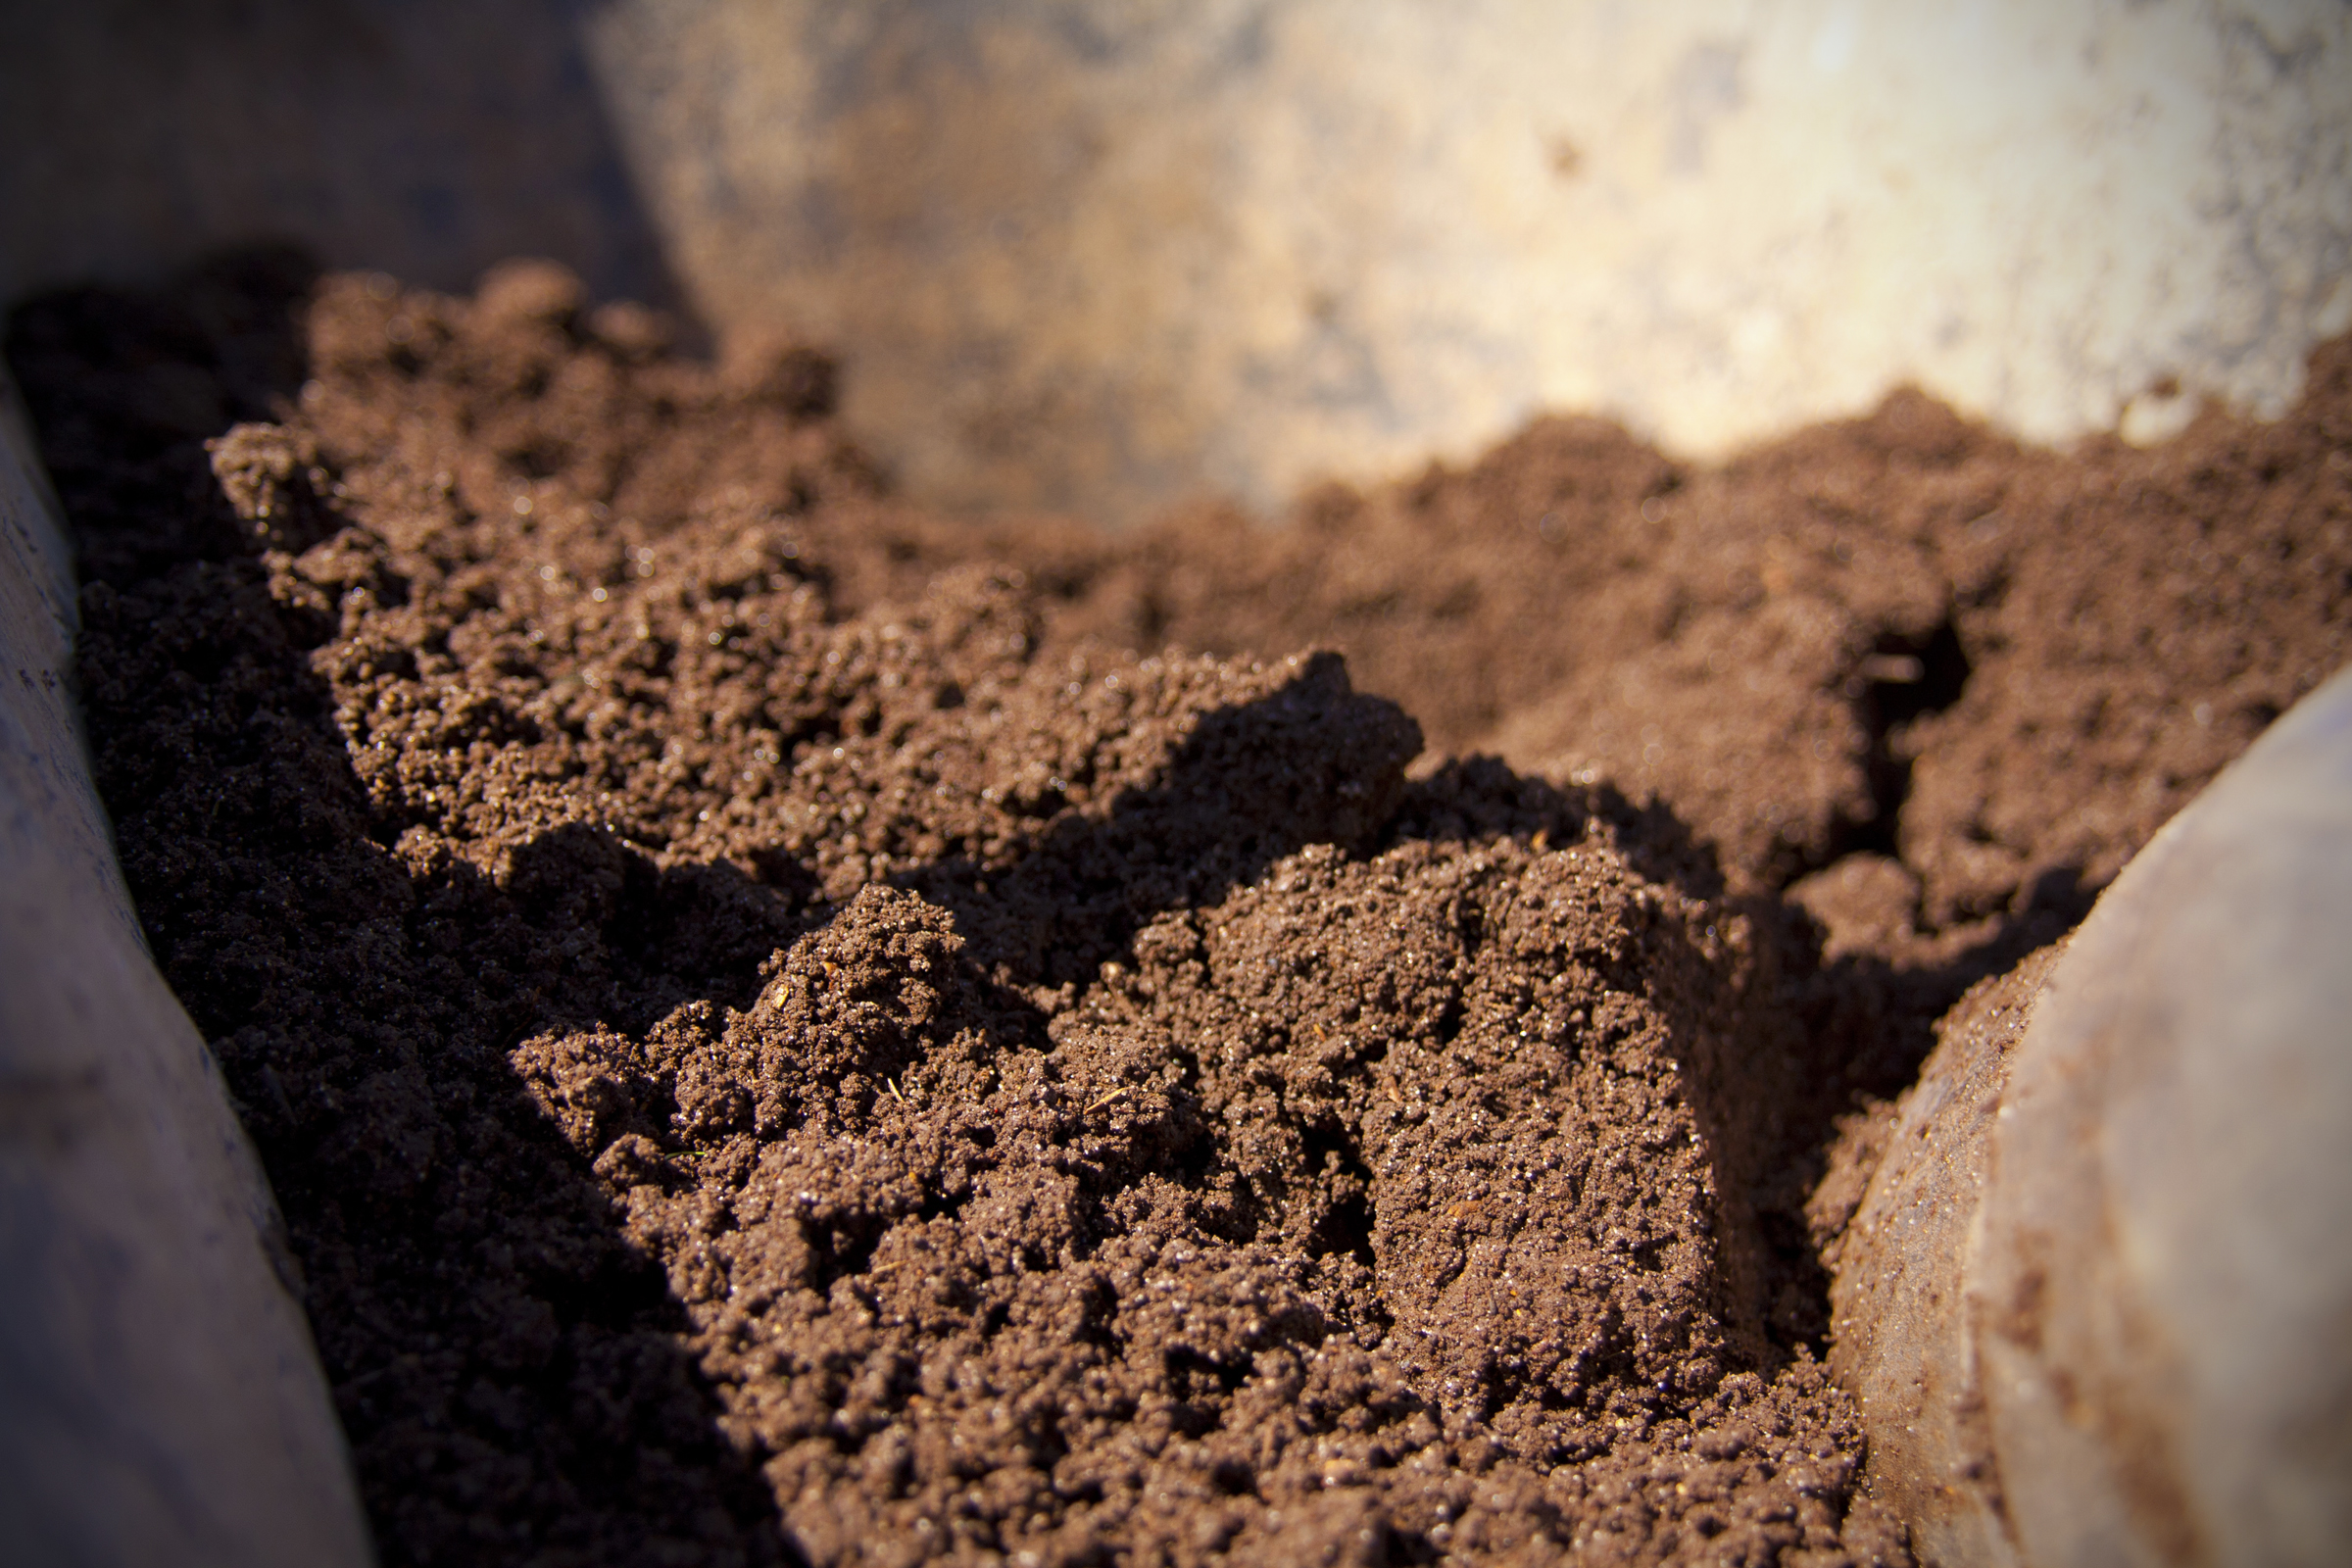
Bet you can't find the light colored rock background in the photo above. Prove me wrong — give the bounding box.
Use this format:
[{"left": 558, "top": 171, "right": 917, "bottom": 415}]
[
  {"left": 583, "top": 0, "right": 2352, "bottom": 518},
  {"left": 4, "top": 0, "right": 2345, "bottom": 522}
]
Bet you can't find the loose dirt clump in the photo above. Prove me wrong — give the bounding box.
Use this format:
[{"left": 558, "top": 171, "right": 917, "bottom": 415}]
[{"left": 11, "top": 251, "right": 2349, "bottom": 1567}]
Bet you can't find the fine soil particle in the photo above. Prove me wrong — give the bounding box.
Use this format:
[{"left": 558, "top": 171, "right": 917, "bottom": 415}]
[{"left": 10, "top": 252, "right": 2349, "bottom": 1567}]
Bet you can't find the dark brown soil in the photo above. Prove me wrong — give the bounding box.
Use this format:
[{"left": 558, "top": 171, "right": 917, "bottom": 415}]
[{"left": 10, "top": 251, "right": 2349, "bottom": 1568}]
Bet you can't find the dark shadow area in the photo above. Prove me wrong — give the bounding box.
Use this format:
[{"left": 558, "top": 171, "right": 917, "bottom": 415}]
[
  {"left": 1805, "top": 863, "right": 2097, "bottom": 1102},
  {"left": 1299, "top": 1122, "right": 1380, "bottom": 1271},
  {"left": 0, "top": 0, "right": 688, "bottom": 322},
  {"left": 1737, "top": 861, "right": 2096, "bottom": 1355},
  {"left": 7, "top": 252, "right": 790, "bottom": 1568},
  {"left": 13, "top": 249, "right": 1438, "bottom": 1561},
  {"left": 1828, "top": 615, "right": 1975, "bottom": 865}
]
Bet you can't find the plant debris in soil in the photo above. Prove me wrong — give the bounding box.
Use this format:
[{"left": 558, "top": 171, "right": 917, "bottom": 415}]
[{"left": 9, "top": 250, "right": 2349, "bottom": 1567}]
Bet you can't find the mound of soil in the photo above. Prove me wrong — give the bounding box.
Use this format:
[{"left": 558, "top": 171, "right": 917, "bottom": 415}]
[{"left": 9, "top": 252, "right": 2348, "bottom": 1567}]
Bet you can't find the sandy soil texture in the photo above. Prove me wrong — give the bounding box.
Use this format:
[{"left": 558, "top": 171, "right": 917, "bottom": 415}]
[{"left": 10, "top": 252, "right": 2347, "bottom": 1566}]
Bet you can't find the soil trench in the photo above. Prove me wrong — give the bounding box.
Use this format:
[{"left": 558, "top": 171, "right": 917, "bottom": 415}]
[{"left": 9, "top": 252, "right": 2349, "bottom": 1567}]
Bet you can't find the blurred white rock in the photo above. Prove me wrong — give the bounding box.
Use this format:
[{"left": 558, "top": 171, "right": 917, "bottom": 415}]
[
  {"left": 1837, "top": 662, "right": 2352, "bottom": 1566},
  {"left": 4, "top": 1, "right": 2347, "bottom": 521}
]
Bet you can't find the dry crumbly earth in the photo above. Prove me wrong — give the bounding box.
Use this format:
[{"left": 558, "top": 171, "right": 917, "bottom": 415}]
[{"left": 9, "top": 250, "right": 2350, "bottom": 1568}]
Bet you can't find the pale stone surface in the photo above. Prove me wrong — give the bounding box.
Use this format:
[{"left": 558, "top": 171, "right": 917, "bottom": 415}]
[
  {"left": 0, "top": 379, "right": 372, "bottom": 1568},
  {"left": 1971, "top": 662, "right": 2352, "bottom": 1568},
  {"left": 581, "top": 0, "right": 2352, "bottom": 516},
  {"left": 2, "top": 1, "right": 2344, "bottom": 521},
  {"left": 1836, "top": 664, "right": 2352, "bottom": 1566}
]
